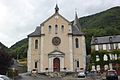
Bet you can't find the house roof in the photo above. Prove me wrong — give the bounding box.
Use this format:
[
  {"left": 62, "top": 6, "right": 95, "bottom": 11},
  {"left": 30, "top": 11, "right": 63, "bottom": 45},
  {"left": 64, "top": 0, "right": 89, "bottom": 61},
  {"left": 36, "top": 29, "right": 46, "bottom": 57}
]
[
  {"left": 72, "top": 25, "right": 85, "bottom": 36},
  {"left": 28, "top": 27, "right": 41, "bottom": 37},
  {"left": 91, "top": 35, "right": 120, "bottom": 45}
]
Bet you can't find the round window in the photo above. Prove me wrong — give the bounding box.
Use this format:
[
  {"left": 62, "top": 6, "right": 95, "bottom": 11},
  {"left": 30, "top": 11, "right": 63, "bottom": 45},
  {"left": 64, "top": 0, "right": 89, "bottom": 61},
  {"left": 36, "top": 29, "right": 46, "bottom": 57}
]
[{"left": 52, "top": 37, "right": 61, "bottom": 46}]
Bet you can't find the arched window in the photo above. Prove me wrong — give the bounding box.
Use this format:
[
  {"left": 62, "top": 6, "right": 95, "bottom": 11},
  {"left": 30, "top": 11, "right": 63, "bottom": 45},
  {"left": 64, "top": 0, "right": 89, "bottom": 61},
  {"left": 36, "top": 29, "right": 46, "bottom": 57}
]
[
  {"left": 35, "top": 61, "right": 37, "bottom": 68},
  {"left": 104, "top": 55, "right": 108, "bottom": 61},
  {"left": 75, "top": 38, "right": 79, "bottom": 48},
  {"left": 61, "top": 25, "right": 64, "bottom": 32},
  {"left": 48, "top": 25, "right": 51, "bottom": 32},
  {"left": 55, "top": 24, "right": 58, "bottom": 34},
  {"left": 35, "top": 39, "right": 38, "bottom": 49},
  {"left": 95, "top": 45, "right": 99, "bottom": 51},
  {"left": 77, "top": 61, "right": 79, "bottom": 67},
  {"left": 96, "top": 55, "right": 100, "bottom": 61}
]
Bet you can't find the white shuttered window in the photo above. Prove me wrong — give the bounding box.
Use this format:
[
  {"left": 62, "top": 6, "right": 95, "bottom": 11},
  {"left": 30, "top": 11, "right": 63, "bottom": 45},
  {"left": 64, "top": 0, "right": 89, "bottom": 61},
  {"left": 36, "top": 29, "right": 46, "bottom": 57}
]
[
  {"left": 95, "top": 45, "right": 99, "bottom": 51},
  {"left": 103, "top": 44, "right": 106, "bottom": 50},
  {"left": 118, "top": 43, "right": 120, "bottom": 49}
]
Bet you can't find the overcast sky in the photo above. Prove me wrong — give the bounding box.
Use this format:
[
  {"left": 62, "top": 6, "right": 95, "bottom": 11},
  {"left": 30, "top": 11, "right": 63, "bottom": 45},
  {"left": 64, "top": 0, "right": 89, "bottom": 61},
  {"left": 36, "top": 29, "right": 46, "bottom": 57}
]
[{"left": 0, "top": 0, "right": 120, "bottom": 47}]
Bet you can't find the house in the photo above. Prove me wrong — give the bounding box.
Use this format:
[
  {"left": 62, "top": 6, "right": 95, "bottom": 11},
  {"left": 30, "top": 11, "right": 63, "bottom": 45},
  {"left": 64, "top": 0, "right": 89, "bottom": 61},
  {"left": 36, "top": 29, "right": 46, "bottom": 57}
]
[{"left": 91, "top": 35, "right": 120, "bottom": 71}]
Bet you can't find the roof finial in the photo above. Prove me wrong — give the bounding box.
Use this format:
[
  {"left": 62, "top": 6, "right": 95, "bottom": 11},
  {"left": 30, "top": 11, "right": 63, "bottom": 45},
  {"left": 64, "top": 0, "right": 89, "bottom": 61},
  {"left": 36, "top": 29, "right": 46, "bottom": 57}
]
[
  {"left": 55, "top": 4, "right": 59, "bottom": 13},
  {"left": 73, "top": 10, "right": 81, "bottom": 31},
  {"left": 75, "top": 8, "right": 78, "bottom": 19}
]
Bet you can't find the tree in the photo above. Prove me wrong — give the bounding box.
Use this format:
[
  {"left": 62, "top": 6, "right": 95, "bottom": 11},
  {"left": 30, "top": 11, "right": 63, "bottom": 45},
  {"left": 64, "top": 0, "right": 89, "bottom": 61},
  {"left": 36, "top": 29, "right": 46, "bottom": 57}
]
[{"left": 0, "top": 47, "right": 12, "bottom": 75}]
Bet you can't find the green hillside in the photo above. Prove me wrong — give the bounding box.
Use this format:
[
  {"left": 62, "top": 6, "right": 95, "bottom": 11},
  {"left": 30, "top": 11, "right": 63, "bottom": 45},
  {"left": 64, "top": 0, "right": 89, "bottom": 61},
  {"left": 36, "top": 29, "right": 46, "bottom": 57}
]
[
  {"left": 82, "top": 6, "right": 120, "bottom": 37},
  {"left": 8, "top": 6, "right": 120, "bottom": 57},
  {"left": 9, "top": 38, "right": 28, "bottom": 59},
  {"left": 81, "top": 6, "right": 120, "bottom": 29}
]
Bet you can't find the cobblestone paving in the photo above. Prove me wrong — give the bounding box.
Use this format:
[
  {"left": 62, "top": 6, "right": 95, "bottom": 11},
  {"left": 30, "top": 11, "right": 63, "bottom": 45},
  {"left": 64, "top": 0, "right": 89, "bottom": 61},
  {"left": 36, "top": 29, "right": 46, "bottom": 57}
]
[
  {"left": 17, "top": 76, "right": 63, "bottom": 80},
  {"left": 16, "top": 73, "right": 107, "bottom": 80},
  {"left": 16, "top": 74, "right": 87, "bottom": 80},
  {"left": 16, "top": 72, "right": 120, "bottom": 80},
  {"left": 15, "top": 74, "right": 87, "bottom": 80},
  {"left": 15, "top": 73, "right": 64, "bottom": 80}
]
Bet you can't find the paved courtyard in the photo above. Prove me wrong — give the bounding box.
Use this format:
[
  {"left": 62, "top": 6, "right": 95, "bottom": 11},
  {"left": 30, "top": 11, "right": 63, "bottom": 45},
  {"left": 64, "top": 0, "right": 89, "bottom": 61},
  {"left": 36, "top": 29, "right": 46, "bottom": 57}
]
[
  {"left": 15, "top": 73, "right": 88, "bottom": 80},
  {"left": 14, "top": 72, "right": 111, "bottom": 80},
  {"left": 14, "top": 72, "right": 120, "bottom": 80}
]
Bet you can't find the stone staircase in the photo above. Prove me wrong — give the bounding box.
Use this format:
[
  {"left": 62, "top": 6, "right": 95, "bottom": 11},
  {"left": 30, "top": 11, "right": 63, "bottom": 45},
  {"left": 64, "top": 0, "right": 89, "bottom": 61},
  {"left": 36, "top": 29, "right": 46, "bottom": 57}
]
[{"left": 46, "top": 72, "right": 66, "bottom": 78}]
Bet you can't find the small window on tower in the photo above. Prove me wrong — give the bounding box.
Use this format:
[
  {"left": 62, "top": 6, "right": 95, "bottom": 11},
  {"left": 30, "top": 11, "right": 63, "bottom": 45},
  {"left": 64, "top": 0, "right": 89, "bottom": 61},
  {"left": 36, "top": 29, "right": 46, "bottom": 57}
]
[
  {"left": 48, "top": 25, "right": 51, "bottom": 32},
  {"left": 75, "top": 38, "right": 79, "bottom": 48},
  {"left": 35, "top": 39, "right": 38, "bottom": 49},
  {"left": 55, "top": 25, "right": 58, "bottom": 34},
  {"left": 77, "top": 61, "right": 79, "bottom": 67},
  {"left": 35, "top": 61, "right": 37, "bottom": 68},
  {"left": 61, "top": 25, "right": 64, "bottom": 32}
]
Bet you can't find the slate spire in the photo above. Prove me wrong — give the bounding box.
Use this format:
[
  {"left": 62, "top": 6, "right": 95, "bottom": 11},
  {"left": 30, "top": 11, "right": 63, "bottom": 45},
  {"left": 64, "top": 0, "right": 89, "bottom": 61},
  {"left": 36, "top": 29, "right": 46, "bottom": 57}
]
[
  {"left": 73, "top": 12, "right": 81, "bottom": 32},
  {"left": 72, "top": 12, "right": 84, "bottom": 35},
  {"left": 55, "top": 4, "right": 59, "bottom": 13}
]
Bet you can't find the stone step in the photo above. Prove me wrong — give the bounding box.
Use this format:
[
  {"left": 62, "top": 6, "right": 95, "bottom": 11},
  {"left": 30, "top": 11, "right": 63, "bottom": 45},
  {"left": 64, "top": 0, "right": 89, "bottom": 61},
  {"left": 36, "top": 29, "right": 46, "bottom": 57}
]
[{"left": 47, "top": 72, "right": 66, "bottom": 77}]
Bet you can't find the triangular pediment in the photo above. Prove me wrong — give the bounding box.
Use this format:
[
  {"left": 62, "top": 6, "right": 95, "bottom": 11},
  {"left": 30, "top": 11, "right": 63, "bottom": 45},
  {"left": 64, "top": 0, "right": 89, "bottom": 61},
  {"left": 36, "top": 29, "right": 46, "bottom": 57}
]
[
  {"left": 48, "top": 50, "right": 65, "bottom": 55},
  {"left": 40, "top": 13, "right": 71, "bottom": 26}
]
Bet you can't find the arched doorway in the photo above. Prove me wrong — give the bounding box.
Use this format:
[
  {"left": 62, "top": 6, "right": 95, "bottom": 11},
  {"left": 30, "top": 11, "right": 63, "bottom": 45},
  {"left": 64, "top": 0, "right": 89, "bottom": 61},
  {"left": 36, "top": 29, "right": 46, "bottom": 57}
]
[{"left": 53, "top": 58, "right": 60, "bottom": 72}]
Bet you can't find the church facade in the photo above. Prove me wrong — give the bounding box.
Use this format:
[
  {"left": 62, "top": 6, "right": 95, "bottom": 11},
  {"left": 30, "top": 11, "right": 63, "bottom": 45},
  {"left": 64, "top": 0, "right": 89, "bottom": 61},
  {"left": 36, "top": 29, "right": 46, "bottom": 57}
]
[{"left": 27, "top": 5, "right": 86, "bottom": 73}]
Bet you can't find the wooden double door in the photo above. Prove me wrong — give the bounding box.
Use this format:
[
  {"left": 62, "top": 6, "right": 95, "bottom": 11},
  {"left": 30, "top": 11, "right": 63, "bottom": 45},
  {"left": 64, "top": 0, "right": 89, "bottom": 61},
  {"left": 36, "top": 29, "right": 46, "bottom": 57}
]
[{"left": 53, "top": 58, "right": 60, "bottom": 72}]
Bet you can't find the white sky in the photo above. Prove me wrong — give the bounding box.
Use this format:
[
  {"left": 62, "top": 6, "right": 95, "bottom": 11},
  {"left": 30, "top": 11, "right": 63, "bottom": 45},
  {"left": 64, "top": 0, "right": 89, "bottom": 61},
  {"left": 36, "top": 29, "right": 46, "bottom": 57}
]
[{"left": 0, "top": 0, "right": 120, "bottom": 47}]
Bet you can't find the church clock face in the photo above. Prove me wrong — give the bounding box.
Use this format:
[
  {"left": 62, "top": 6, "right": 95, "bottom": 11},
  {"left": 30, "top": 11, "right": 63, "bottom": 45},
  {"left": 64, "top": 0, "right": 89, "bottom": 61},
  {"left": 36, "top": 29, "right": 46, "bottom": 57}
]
[
  {"left": 52, "top": 37, "right": 61, "bottom": 46},
  {"left": 55, "top": 15, "right": 59, "bottom": 19}
]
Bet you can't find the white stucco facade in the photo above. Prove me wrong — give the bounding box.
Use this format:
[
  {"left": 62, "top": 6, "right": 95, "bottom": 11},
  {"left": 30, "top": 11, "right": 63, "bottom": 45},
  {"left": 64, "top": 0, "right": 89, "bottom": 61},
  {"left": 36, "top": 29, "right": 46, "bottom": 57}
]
[{"left": 27, "top": 5, "right": 86, "bottom": 73}]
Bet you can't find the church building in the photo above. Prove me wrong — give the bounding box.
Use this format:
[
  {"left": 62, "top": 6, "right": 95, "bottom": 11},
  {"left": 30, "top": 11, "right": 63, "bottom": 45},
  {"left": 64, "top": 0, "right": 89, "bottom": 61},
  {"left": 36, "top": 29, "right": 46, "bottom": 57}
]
[{"left": 27, "top": 5, "right": 86, "bottom": 73}]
